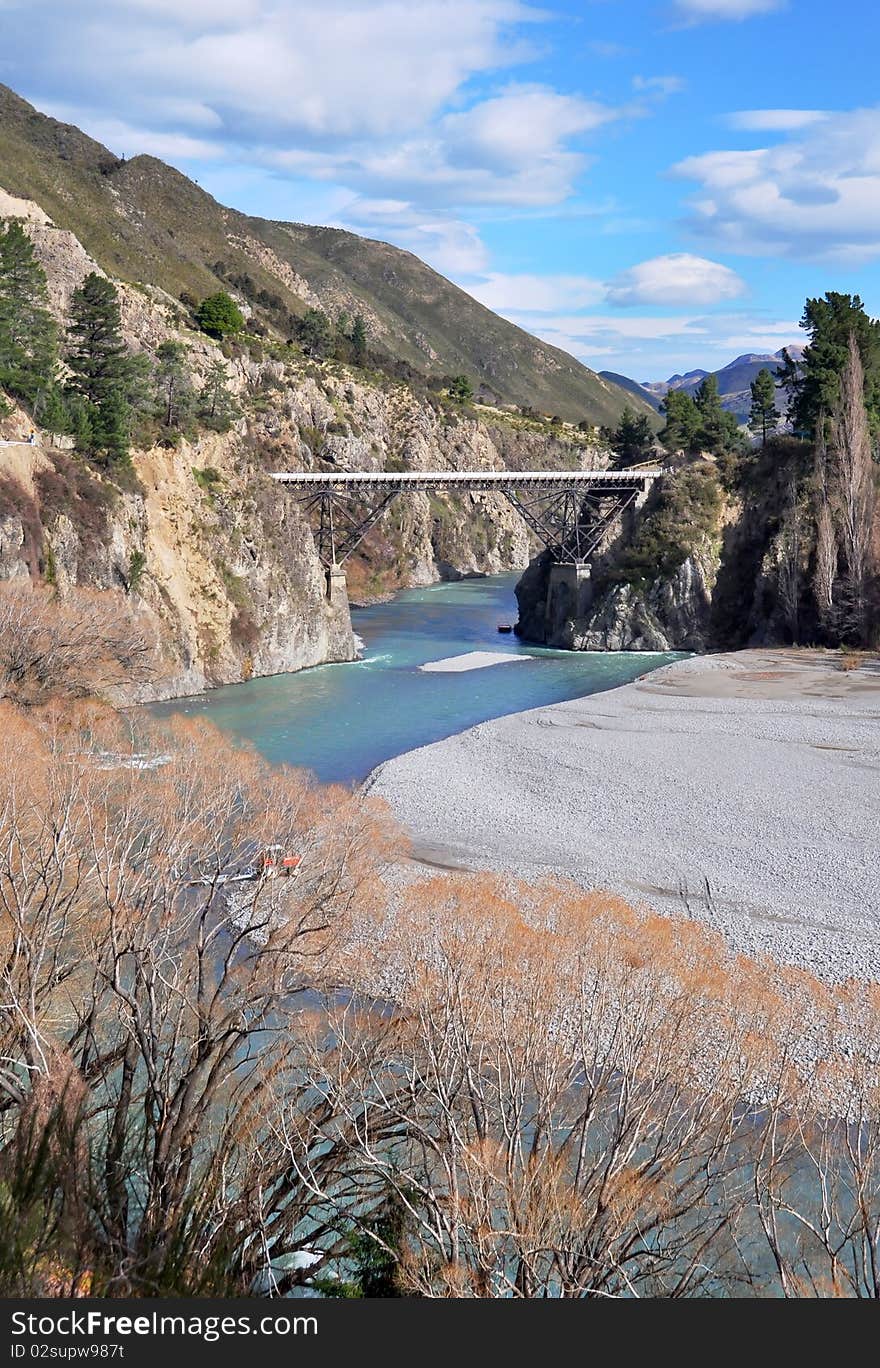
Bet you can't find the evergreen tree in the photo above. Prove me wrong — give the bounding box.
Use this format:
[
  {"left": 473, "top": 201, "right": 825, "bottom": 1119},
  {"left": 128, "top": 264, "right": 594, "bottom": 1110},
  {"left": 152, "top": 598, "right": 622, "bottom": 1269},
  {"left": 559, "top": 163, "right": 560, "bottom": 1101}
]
[
  {"left": 0, "top": 220, "right": 58, "bottom": 408},
  {"left": 600, "top": 406, "right": 655, "bottom": 468},
  {"left": 32, "top": 382, "right": 68, "bottom": 435},
  {"left": 154, "top": 340, "right": 194, "bottom": 435},
  {"left": 793, "top": 292, "right": 880, "bottom": 439},
  {"left": 748, "top": 368, "right": 780, "bottom": 446},
  {"left": 198, "top": 360, "right": 239, "bottom": 433},
  {"left": 447, "top": 374, "right": 473, "bottom": 404},
  {"left": 660, "top": 388, "right": 700, "bottom": 454},
  {"left": 694, "top": 374, "right": 742, "bottom": 455},
  {"left": 350, "top": 314, "right": 368, "bottom": 363},
  {"left": 66, "top": 274, "right": 128, "bottom": 406},
  {"left": 66, "top": 273, "right": 133, "bottom": 462},
  {"left": 297, "top": 308, "right": 333, "bottom": 358},
  {"left": 196, "top": 291, "right": 245, "bottom": 340},
  {"left": 774, "top": 347, "right": 802, "bottom": 428}
]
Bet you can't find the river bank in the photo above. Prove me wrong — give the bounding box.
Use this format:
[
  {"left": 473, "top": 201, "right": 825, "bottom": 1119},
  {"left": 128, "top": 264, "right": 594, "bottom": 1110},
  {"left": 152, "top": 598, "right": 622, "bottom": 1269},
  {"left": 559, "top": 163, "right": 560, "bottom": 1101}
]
[
  {"left": 154, "top": 573, "right": 680, "bottom": 785},
  {"left": 369, "top": 649, "right": 880, "bottom": 982}
]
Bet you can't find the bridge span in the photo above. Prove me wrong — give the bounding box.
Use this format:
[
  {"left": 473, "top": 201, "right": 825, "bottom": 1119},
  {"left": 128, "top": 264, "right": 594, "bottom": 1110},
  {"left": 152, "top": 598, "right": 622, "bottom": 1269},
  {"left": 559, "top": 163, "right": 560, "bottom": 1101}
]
[{"left": 271, "top": 468, "right": 663, "bottom": 570}]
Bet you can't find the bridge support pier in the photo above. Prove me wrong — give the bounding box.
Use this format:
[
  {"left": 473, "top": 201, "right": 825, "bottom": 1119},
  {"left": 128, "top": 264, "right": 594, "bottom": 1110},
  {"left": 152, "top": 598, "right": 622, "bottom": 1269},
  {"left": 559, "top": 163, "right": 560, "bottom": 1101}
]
[
  {"left": 325, "top": 563, "right": 348, "bottom": 604},
  {"left": 324, "top": 564, "right": 352, "bottom": 641},
  {"left": 544, "top": 563, "right": 594, "bottom": 648}
]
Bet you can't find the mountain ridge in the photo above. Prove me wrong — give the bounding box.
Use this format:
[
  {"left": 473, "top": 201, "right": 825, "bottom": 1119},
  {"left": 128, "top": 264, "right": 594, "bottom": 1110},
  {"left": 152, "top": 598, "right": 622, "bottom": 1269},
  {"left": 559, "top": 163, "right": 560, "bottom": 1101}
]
[
  {"left": 0, "top": 83, "right": 653, "bottom": 427},
  {"left": 603, "top": 346, "right": 804, "bottom": 424}
]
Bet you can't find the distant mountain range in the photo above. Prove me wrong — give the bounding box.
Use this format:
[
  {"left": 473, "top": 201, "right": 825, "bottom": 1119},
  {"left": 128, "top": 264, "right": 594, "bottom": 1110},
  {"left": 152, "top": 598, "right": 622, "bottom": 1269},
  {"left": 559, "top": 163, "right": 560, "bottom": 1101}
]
[
  {"left": 600, "top": 346, "right": 806, "bottom": 424},
  {"left": 0, "top": 83, "right": 654, "bottom": 428}
]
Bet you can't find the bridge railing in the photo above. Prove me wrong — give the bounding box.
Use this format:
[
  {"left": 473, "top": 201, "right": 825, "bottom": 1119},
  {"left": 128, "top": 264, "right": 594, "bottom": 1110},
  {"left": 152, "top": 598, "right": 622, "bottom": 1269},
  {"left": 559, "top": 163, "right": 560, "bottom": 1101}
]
[
  {"left": 270, "top": 468, "right": 665, "bottom": 490},
  {"left": 271, "top": 466, "right": 666, "bottom": 567}
]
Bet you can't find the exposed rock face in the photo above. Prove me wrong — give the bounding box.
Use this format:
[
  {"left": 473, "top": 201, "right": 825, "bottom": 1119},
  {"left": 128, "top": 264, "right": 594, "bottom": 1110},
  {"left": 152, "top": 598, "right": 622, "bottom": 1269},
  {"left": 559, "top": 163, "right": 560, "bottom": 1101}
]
[
  {"left": 516, "top": 530, "right": 720, "bottom": 653},
  {"left": 0, "top": 200, "right": 605, "bottom": 699}
]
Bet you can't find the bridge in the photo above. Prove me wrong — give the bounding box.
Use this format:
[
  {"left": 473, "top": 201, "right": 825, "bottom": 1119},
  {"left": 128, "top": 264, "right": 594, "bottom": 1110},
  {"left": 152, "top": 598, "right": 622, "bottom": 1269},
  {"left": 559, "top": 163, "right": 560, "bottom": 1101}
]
[{"left": 270, "top": 468, "right": 663, "bottom": 570}]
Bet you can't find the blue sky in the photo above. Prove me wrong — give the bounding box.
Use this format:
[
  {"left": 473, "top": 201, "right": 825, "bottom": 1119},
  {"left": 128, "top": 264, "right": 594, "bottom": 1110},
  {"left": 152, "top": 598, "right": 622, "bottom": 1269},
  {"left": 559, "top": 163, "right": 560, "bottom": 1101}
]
[{"left": 2, "top": 0, "right": 879, "bottom": 379}]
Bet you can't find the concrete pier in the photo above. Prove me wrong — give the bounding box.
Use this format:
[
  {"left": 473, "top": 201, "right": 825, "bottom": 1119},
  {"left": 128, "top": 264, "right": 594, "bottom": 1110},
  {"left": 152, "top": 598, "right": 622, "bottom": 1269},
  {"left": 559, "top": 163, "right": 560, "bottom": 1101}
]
[{"left": 544, "top": 563, "right": 594, "bottom": 648}]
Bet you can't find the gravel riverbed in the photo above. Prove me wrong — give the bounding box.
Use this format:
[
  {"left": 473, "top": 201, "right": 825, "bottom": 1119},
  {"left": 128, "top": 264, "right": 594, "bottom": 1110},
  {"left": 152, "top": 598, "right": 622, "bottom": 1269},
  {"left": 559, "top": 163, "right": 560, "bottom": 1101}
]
[{"left": 368, "top": 650, "right": 880, "bottom": 982}]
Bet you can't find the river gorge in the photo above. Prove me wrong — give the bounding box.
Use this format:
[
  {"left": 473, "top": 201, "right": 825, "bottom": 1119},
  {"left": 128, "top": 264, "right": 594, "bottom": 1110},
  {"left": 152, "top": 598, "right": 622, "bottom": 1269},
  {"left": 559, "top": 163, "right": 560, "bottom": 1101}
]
[{"left": 153, "top": 572, "right": 681, "bottom": 784}]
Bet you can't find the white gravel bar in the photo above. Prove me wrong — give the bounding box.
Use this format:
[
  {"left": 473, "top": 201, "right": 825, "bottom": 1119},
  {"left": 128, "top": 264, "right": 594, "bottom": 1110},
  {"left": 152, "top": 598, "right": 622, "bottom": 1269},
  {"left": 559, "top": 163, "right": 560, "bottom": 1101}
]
[
  {"left": 369, "top": 650, "right": 880, "bottom": 981},
  {"left": 420, "top": 651, "right": 532, "bottom": 673}
]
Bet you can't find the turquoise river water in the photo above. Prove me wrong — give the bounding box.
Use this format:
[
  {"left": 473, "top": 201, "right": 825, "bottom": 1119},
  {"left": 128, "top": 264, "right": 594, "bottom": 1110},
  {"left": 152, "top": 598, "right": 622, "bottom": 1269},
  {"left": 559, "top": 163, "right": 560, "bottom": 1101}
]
[{"left": 153, "top": 573, "right": 681, "bottom": 786}]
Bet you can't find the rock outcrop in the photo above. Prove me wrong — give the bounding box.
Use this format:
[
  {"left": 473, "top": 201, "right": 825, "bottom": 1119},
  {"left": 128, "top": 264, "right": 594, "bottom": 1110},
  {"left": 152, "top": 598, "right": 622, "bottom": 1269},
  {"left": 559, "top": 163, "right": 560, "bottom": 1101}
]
[
  {"left": 0, "top": 192, "right": 604, "bottom": 700},
  {"left": 515, "top": 473, "right": 725, "bottom": 653}
]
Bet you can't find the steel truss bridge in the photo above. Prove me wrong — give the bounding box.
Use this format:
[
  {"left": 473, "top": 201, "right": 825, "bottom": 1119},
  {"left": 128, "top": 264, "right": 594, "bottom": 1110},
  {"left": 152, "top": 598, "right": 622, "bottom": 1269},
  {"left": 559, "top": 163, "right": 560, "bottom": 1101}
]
[{"left": 270, "top": 468, "right": 663, "bottom": 568}]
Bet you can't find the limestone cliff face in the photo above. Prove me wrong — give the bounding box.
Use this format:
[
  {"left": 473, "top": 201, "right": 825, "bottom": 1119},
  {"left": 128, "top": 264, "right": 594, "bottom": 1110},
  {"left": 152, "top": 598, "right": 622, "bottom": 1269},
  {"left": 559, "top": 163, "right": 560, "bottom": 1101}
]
[
  {"left": 0, "top": 193, "right": 602, "bottom": 698},
  {"left": 522, "top": 544, "right": 718, "bottom": 652},
  {"left": 515, "top": 476, "right": 725, "bottom": 654}
]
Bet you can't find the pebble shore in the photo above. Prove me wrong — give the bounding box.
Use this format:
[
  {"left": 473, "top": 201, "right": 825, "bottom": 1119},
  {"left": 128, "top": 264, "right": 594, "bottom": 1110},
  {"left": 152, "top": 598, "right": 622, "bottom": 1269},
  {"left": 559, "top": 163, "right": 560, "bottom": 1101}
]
[{"left": 369, "top": 650, "right": 880, "bottom": 982}]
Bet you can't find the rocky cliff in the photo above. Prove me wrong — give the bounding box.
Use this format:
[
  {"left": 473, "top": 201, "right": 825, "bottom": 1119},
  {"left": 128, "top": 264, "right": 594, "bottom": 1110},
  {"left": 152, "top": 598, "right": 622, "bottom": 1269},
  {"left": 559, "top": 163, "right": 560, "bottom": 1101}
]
[
  {"left": 514, "top": 463, "right": 729, "bottom": 653},
  {"left": 515, "top": 541, "right": 719, "bottom": 652},
  {"left": 513, "top": 453, "right": 812, "bottom": 655},
  {"left": 0, "top": 193, "right": 603, "bottom": 700}
]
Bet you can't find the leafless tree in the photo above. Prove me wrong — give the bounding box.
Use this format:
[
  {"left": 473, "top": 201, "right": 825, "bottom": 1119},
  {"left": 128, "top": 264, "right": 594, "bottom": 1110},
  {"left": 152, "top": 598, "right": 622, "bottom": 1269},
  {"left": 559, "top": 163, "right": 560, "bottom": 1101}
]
[
  {"left": 778, "top": 479, "right": 804, "bottom": 642},
  {"left": 3, "top": 697, "right": 880, "bottom": 1297},
  {"left": 831, "top": 335, "right": 877, "bottom": 641},
  {"left": 0, "top": 583, "right": 156, "bottom": 706},
  {"left": 0, "top": 705, "right": 400, "bottom": 1295},
  {"left": 812, "top": 418, "right": 838, "bottom": 634}
]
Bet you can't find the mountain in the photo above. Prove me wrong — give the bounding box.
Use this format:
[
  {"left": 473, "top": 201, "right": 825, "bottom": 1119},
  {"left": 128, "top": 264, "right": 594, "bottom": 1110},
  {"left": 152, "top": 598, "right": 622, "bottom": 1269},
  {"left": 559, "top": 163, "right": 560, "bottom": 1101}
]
[
  {"left": 598, "top": 371, "right": 663, "bottom": 413},
  {"left": 637, "top": 348, "right": 804, "bottom": 422},
  {"left": 0, "top": 84, "right": 652, "bottom": 427}
]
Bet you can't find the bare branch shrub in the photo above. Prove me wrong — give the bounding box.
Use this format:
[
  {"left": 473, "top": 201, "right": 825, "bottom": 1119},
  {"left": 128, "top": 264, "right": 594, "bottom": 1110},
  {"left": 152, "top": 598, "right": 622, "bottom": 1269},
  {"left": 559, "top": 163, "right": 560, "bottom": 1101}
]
[{"left": 0, "top": 582, "right": 157, "bottom": 705}]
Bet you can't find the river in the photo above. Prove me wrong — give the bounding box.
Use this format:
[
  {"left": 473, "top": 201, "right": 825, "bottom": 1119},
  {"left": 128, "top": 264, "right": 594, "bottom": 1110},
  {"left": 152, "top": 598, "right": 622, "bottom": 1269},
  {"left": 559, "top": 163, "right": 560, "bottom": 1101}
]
[{"left": 152, "top": 573, "right": 682, "bottom": 785}]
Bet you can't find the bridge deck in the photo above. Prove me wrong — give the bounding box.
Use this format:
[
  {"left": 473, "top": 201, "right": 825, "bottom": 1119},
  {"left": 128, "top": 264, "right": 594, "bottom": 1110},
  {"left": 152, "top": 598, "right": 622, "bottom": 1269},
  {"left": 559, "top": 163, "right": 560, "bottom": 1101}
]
[{"left": 270, "top": 468, "right": 663, "bottom": 491}]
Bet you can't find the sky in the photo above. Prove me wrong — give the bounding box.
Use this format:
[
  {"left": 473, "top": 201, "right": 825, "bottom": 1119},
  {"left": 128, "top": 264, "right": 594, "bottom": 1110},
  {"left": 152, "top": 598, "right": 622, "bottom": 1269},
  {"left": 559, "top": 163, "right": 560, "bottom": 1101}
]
[{"left": 2, "top": 0, "right": 879, "bottom": 381}]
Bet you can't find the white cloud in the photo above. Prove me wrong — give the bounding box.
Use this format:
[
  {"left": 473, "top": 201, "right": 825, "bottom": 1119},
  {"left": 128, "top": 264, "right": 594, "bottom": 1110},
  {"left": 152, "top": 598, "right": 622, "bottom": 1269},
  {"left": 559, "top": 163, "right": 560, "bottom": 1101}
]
[
  {"left": 606, "top": 253, "right": 747, "bottom": 306},
  {"left": 2, "top": 1, "right": 549, "bottom": 158},
  {"left": 337, "top": 198, "right": 493, "bottom": 275},
  {"left": 38, "top": 106, "right": 224, "bottom": 161},
  {"left": 469, "top": 272, "right": 605, "bottom": 312},
  {"left": 494, "top": 309, "right": 799, "bottom": 377},
  {"left": 632, "top": 75, "right": 686, "bottom": 96},
  {"left": 673, "top": 0, "right": 785, "bottom": 19},
  {"left": 587, "top": 40, "right": 629, "bottom": 58},
  {"left": 727, "top": 109, "right": 829, "bottom": 132},
  {"left": 673, "top": 108, "right": 880, "bottom": 260},
  {"left": 2, "top": 1, "right": 636, "bottom": 236}
]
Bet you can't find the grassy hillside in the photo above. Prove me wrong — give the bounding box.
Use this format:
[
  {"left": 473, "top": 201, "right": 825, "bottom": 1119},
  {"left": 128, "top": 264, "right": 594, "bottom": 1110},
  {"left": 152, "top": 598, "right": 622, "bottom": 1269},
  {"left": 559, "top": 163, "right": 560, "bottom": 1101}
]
[
  {"left": 0, "top": 84, "right": 653, "bottom": 426},
  {"left": 598, "top": 371, "right": 663, "bottom": 412}
]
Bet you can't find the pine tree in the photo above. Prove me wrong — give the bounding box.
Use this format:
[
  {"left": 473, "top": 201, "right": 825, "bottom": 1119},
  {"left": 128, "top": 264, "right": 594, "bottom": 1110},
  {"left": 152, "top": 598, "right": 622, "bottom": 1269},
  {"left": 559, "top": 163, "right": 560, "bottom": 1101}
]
[
  {"left": 794, "top": 293, "right": 880, "bottom": 439},
  {"left": 447, "top": 375, "right": 473, "bottom": 404},
  {"left": 774, "top": 347, "right": 802, "bottom": 429},
  {"left": 660, "top": 388, "right": 700, "bottom": 454},
  {"left": 694, "top": 374, "right": 742, "bottom": 455},
  {"left": 600, "top": 406, "right": 655, "bottom": 468},
  {"left": 154, "top": 340, "right": 194, "bottom": 435},
  {"left": 66, "top": 273, "right": 133, "bottom": 462},
  {"left": 297, "top": 308, "right": 333, "bottom": 358},
  {"left": 351, "top": 314, "right": 368, "bottom": 363},
  {"left": 0, "top": 220, "right": 58, "bottom": 407},
  {"left": 198, "top": 360, "right": 239, "bottom": 433},
  {"left": 748, "top": 368, "right": 780, "bottom": 446}
]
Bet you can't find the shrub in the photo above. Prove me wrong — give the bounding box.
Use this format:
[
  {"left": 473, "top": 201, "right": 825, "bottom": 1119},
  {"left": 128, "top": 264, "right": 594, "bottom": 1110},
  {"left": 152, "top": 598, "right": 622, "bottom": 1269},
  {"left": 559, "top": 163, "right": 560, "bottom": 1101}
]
[
  {"left": 614, "top": 464, "right": 722, "bottom": 587},
  {"left": 195, "top": 292, "right": 245, "bottom": 339}
]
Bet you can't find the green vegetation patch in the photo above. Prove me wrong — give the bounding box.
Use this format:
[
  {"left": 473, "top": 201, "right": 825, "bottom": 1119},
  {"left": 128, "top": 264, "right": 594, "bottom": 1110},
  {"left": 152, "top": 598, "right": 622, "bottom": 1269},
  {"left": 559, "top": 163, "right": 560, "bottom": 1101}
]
[{"left": 613, "top": 465, "right": 723, "bottom": 588}]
